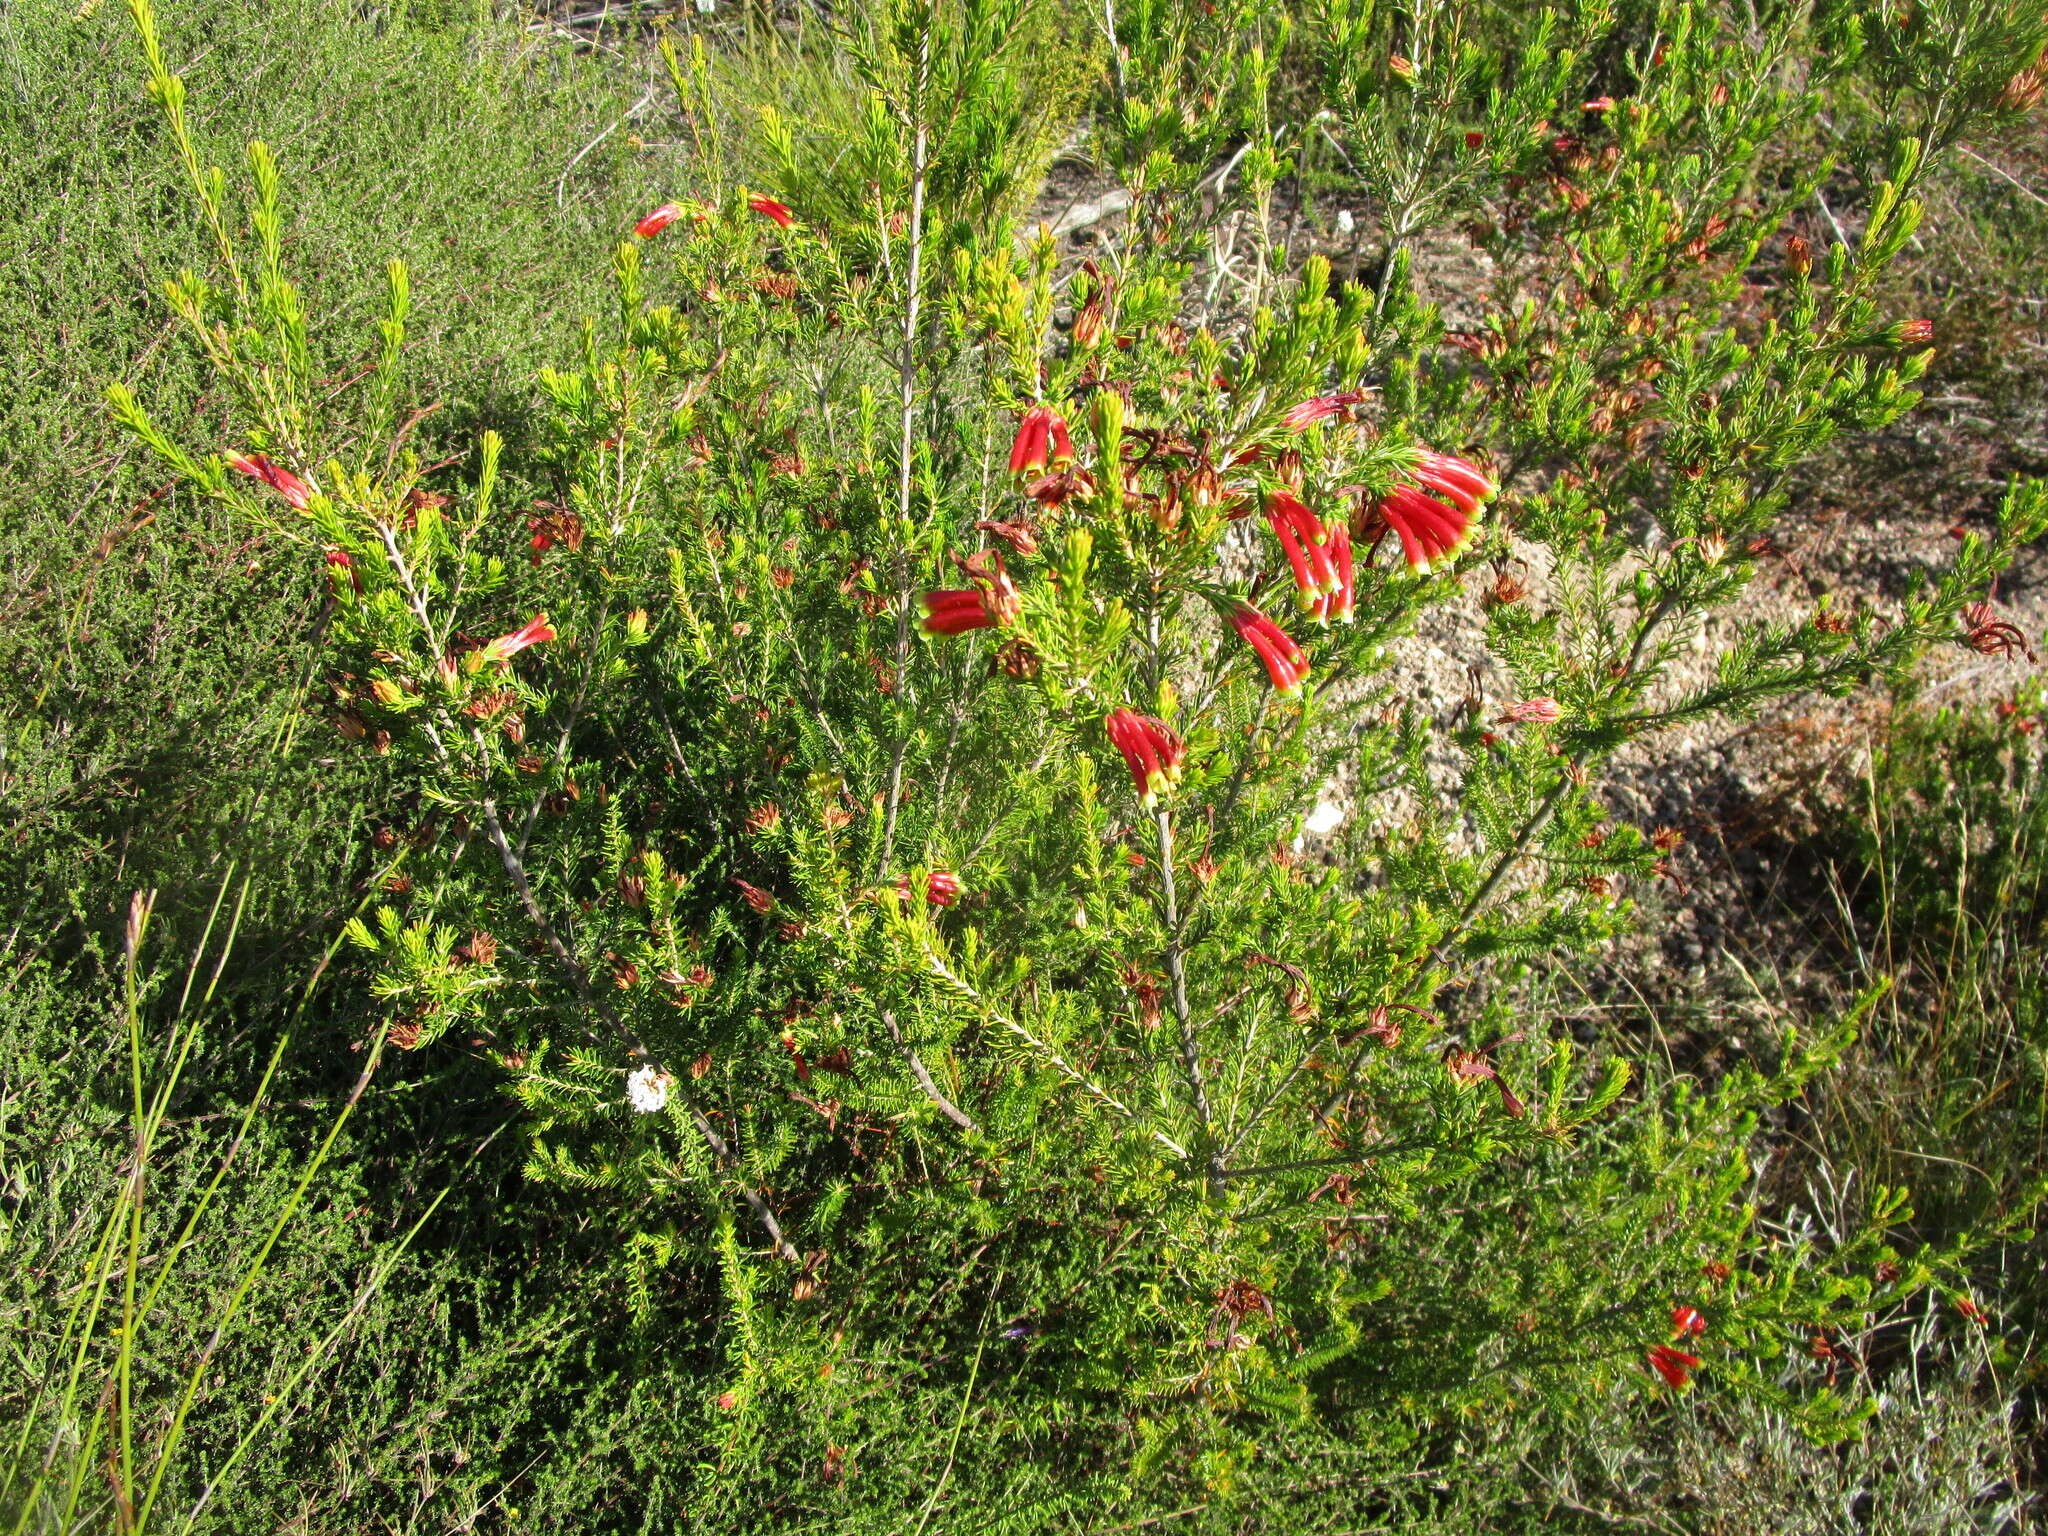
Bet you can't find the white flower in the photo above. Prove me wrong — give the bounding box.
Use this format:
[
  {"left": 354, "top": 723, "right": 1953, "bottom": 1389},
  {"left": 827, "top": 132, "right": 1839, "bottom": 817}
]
[{"left": 626, "top": 1064, "right": 674, "bottom": 1114}]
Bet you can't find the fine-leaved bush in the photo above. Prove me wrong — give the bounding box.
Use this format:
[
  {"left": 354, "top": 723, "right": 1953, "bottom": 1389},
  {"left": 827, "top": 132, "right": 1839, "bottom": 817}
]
[{"left": 102, "top": 0, "right": 2048, "bottom": 1511}]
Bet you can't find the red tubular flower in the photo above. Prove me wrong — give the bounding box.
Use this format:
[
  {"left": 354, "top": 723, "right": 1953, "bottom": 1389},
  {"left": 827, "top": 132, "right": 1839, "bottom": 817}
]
[
  {"left": 1310, "top": 522, "right": 1354, "bottom": 625},
  {"left": 924, "top": 550, "right": 1019, "bottom": 635},
  {"left": 482, "top": 613, "right": 555, "bottom": 662},
  {"left": 1412, "top": 451, "right": 1499, "bottom": 514},
  {"left": 1263, "top": 490, "right": 1338, "bottom": 606},
  {"left": 226, "top": 451, "right": 311, "bottom": 509},
  {"left": 1009, "top": 406, "right": 1075, "bottom": 478},
  {"left": 1671, "top": 1306, "right": 1707, "bottom": 1339},
  {"left": 1281, "top": 390, "right": 1367, "bottom": 432},
  {"left": 1647, "top": 1345, "right": 1700, "bottom": 1388},
  {"left": 635, "top": 202, "right": 683, "bottom": 238},
  {"left": 1229, "top": 604, "right": 1310, "bottom": 696},
  {"left": 1105, "top": 709, "right": 1185, "bottom": 806},
  {"left": 748, "top": 194, "right": 795, "bottom": 228},
  {"left": 921, "top": 590, "right": 995, "bottom": 635},
  {"left": 1266, "top": 503, "right": 1319, "bottom": 603},
  {"left": 924, "top": 870, "right": 962, "bottom": 907}
]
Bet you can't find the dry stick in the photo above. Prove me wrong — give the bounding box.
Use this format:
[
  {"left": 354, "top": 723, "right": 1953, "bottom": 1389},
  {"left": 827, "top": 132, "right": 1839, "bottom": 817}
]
[
  {"left": 479, "top": 799, "right": 799, "bottom": 1261},
  {"left": 860, "top": 35, "right": 976, "bottom": 1138},
  {"left": 883, "top": 1010, "right": 979, "bottom": 1132}
]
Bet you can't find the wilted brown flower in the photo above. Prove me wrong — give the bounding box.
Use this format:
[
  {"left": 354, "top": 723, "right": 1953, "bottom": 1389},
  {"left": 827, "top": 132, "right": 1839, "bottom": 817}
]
[
  {"left": 1960, "top": 601, "right": 2036, "bottom": 660},
  {"left": 1215, "top": 1278, "right": 1274, "bottom": 1322},
  {"left": 994, "top": 639, "right": 1041, "bottom": 680}
]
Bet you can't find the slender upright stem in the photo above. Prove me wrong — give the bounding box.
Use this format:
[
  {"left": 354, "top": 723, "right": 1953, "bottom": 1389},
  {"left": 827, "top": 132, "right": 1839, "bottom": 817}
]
[
  {"left": 1155, "top": 806, "right": 1221, "bottom": 1198},
  {"left": 877, "top": 32, "right": 932, "bottom": 883}
]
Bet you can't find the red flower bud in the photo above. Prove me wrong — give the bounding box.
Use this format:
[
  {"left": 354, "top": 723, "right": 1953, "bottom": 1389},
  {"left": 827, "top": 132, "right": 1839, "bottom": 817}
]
[{"left": 1671, "top": 1305, "right": 1706, "bottom": 1339}]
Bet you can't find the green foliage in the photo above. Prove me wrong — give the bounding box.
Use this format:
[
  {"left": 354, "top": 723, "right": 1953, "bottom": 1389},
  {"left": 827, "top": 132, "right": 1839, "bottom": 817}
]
[
  {"left": 0, "top": 0, "right": 667, "bottom": 942},
  {"left": 1806, "top": 691, "right": 2048, "bottom": 1342},
  {"left": 3, "top": 0, "right": 2046, "bottom": 1526}
]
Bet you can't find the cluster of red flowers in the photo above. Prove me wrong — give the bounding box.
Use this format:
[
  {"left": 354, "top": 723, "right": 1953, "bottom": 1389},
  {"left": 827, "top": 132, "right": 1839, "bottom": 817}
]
[
  {"left": 1105, "top": 709, "right": 1186, "bottom": 806},
  {"left": 913, "top": 401, "right": 1498, "bottom": 799},
  {"left": 1009, "top": 405, "right": 1075, "bottom": 478},
  {"left": 1370, "top": 452, "right": 1495, "bottom": 574},
  {"left": 898, "top": 870, "right": 962, "bottom": 907},
  {"left": 1264, "top": 490, "right": 1354, "bottom": 623},
  {"left": 1229, "top": 603, "right": 1311, "bottom": 696},
  {"left": 1647, "top": 1304, "right": 1708, "bottom": 1388}
]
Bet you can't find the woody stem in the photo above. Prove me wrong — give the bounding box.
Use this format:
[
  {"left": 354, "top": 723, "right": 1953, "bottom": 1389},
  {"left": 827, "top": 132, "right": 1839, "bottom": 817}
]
[{"left": 1155, "top": 805, "right": 1222, "bottom": 1198}]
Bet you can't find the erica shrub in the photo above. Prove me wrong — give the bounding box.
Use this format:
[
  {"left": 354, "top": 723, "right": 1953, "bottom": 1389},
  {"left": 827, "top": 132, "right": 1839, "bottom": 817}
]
[{"left": 107, "top": 0, "right": 2048, "bottom": 1508}]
